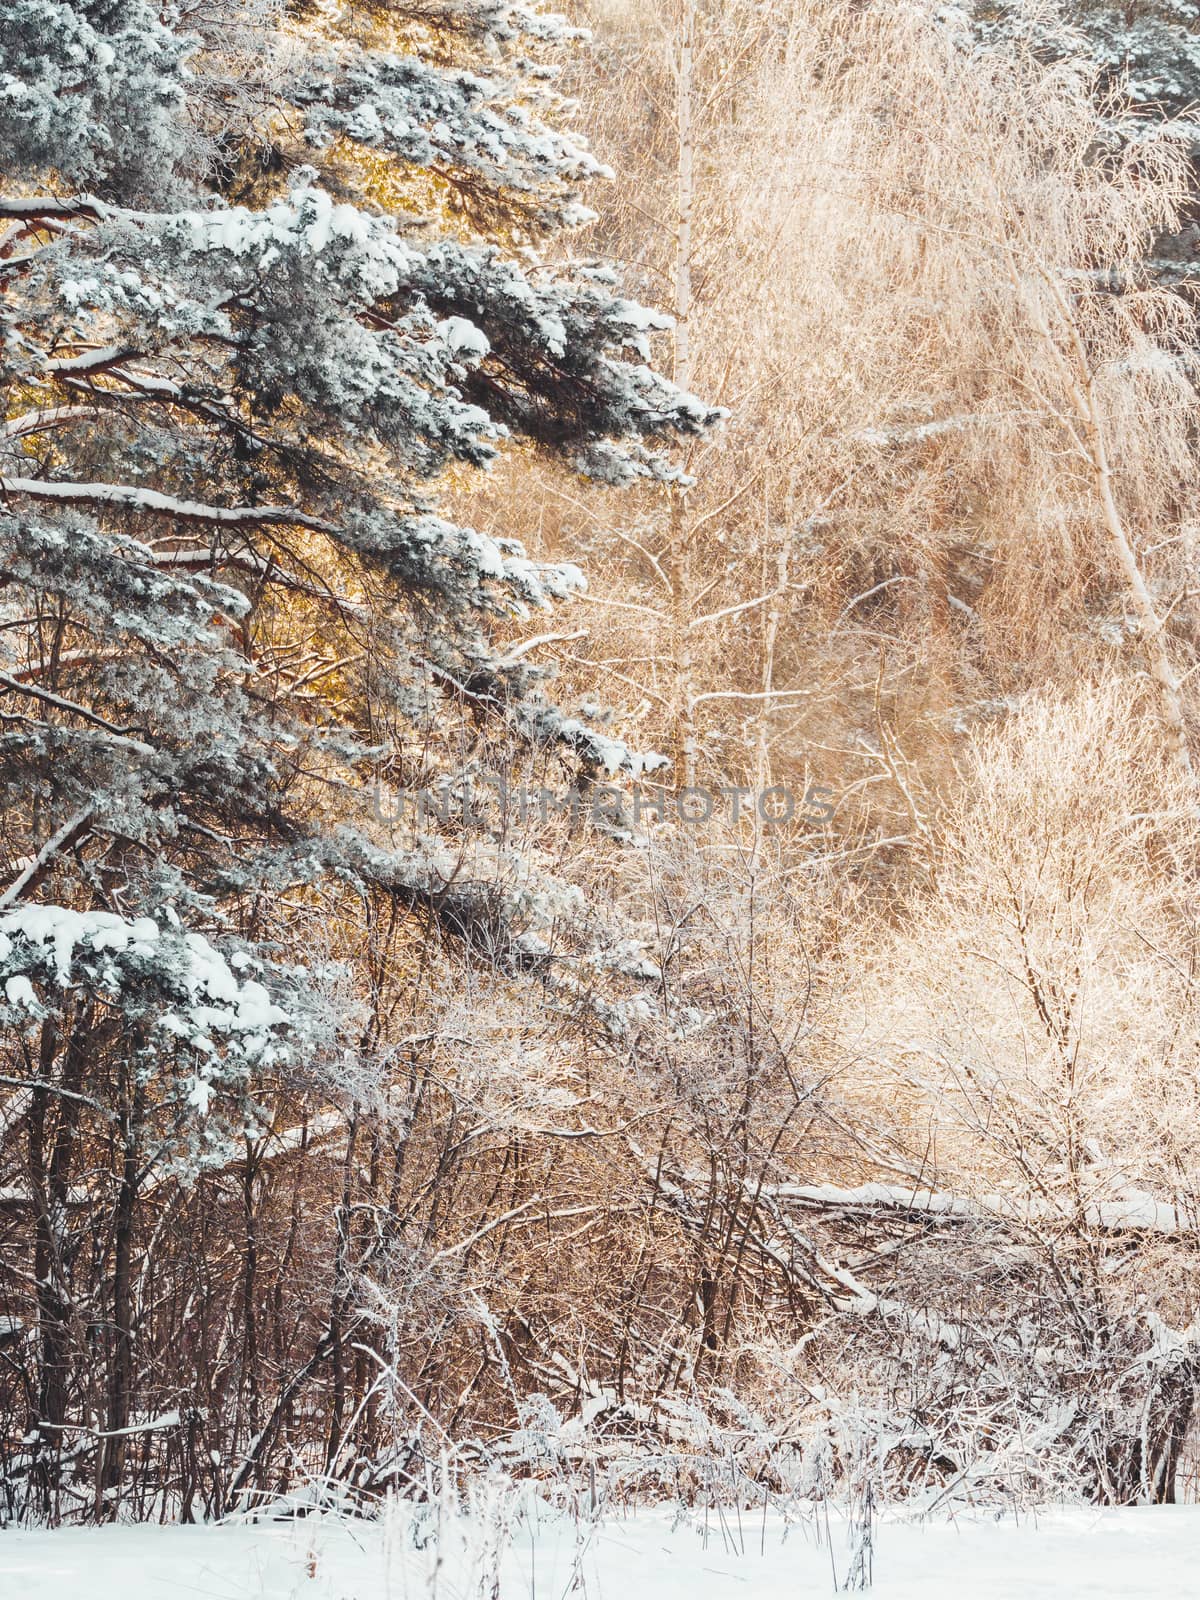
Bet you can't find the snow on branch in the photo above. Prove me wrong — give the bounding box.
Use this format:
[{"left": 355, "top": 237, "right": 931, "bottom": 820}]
[
  {"left": 767, "top": 1180, "right": 1195, "bottom": 1239},
  {"left": 0, "top": 478, "right": 337, "bottom": 533},
  {"left": 0, "top": 906, "right": 294, "bottom": 1110}
]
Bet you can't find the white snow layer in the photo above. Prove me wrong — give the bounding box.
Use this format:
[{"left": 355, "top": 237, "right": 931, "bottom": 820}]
[{"left": 2, "top": 1503, "right": 1198, "bottom": 1598}]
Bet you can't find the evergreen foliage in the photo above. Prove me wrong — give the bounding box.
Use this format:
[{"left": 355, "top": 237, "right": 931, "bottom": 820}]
[{"left": 0, "top": 0, "right": 716, "bottom": 1067}]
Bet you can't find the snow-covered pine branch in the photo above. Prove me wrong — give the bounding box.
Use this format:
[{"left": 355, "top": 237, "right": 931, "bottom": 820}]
[{"left": 0, "top": 0, "right": 718, "bottom": 980}]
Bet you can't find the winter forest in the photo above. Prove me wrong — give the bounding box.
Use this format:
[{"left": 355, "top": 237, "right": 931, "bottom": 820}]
[{"left": 5, "top": 0, "right": 1200, "bottom": 1592}]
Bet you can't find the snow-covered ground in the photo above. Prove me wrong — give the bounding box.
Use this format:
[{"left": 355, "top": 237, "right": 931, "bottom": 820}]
[{"left": 2, "top": 1502, "right": 1197, "bottom": 1599}]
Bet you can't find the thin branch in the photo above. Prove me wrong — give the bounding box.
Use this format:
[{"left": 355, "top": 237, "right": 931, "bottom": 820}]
[
  {"left": 689, "top": 588, "right": 780, "bottom": 630},
  {"left": 0, "top": 806, "right": 95, "bottom": 910}
]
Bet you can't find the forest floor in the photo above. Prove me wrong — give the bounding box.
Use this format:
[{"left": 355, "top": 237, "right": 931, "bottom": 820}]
[{"left": 1, "top": 1499, "right": 1195, "bottom": 1598}]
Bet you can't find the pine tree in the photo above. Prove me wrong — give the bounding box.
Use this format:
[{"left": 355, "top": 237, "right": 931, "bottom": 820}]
[
  {"left": 976, "top": 3, "right": 1200, "bottom": 120},
  {"left": 0, "top": 0, "right": 716, "bottom": 1509},
  {"left": 0, "top": 0, "right": 714, "bottom": 1058}
]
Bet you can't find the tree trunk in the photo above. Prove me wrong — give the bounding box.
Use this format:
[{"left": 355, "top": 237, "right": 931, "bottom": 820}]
[{"left": 100, "top": 1069, "right": 144, "bottom": 1508}]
